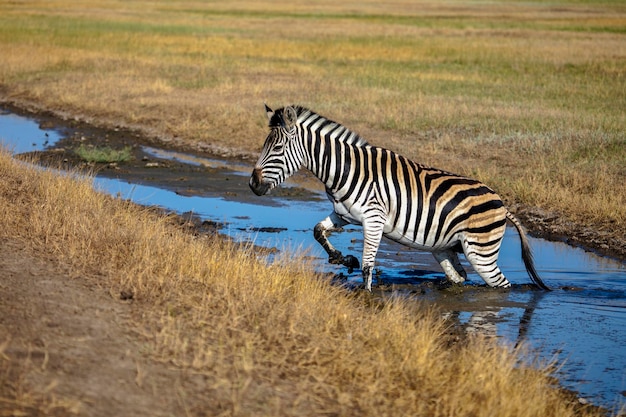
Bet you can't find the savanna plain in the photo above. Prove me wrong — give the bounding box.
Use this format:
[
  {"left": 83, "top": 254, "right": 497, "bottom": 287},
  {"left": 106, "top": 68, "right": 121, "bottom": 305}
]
[{"left": 0, "top": 0, "right": 624, "bottom": 416}]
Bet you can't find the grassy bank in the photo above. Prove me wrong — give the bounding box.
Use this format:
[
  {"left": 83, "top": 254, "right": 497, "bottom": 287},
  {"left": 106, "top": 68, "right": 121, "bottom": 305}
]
[
  {"left": 0, "top": 148, "right": 605, "bottom": 415},
  {"left": 0, "top": 0, "right": 624, "bottom": 243}
]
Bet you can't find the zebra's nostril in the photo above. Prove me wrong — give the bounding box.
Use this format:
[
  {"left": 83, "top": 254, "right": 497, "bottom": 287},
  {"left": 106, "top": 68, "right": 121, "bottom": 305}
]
[
  {"left": 249, "top": 168, "right": 269, "bottom": 196},
  {"left": 251, "top": 168, "right": 263, "bottom": 184}
]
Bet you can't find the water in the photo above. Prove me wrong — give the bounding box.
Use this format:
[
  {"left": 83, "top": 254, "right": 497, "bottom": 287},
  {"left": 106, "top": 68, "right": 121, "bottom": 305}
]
[
  {"left": 1, "top": 108, "right": 625, "bottom": 409},
  {"left": 0, "top": 109, "right": 62, "bottom": 153}
]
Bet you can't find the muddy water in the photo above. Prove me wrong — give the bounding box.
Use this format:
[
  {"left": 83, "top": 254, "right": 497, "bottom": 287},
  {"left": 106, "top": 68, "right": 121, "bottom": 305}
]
[{"left": 1, "top": 107, "right": 625, "bottom": 409}]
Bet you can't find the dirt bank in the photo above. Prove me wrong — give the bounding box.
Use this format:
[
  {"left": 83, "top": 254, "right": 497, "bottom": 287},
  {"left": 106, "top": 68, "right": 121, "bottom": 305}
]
[{"left": 0, "top": 239, "right": 190, "bottom": 416}]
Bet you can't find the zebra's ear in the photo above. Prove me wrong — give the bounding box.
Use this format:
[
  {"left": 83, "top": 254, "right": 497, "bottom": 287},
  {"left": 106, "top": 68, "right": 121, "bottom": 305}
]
[
  {"left": 265, "top": 103, "right": 274, "bottom": 121},
  {"left": 284, "top": 106, "right": 297, "bottom": 129}
]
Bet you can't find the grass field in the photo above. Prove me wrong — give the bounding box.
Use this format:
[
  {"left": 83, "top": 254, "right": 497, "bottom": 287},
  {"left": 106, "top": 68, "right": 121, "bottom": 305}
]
[{"left": 0, "top": 0, "right": 624, "bottom": 238}]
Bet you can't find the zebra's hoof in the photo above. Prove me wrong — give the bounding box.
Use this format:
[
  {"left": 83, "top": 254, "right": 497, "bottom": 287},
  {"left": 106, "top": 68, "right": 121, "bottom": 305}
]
[{"left": 342, "top": 255, "right": 359, "bottom": 273}]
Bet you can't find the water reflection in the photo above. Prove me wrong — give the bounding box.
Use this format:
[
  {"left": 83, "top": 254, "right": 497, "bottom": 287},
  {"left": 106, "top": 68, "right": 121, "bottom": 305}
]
[
  {"left": 0, "top": 109, "right": 61, "bottom": 153},
  {"left": 94, "top": 176, "right": 333, "bottom": 256},
  {"left": 142, "top": 146, "right": 250, "bottom": 173},
  {"left": 443, "top": 289, "right": 547, "bottom": 344}
]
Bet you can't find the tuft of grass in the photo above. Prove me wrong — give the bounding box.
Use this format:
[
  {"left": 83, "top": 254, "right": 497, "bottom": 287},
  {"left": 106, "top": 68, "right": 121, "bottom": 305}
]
[
  {"left": 0, "top": 147, "right": 607, "bottom": 416},
  {"left": 74, "top": 144, "right": 132, "bottom": 163}
]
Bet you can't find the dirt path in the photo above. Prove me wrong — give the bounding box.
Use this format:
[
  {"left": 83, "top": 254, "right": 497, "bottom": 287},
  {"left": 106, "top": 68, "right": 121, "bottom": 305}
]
[{"left": 0, "top": 239, "right": 188, "bottom": 416}]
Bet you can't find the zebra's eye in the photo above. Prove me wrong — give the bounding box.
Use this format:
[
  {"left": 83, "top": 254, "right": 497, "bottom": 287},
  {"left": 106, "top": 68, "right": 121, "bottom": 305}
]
[{"left": 272, "top": 142, "right": 284, "bottom": 152}]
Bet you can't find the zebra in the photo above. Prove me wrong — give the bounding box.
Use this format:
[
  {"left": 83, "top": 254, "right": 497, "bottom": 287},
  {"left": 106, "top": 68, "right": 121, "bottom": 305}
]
[{"left": 249, "top": 105, "right": 550, "bottom": 292}]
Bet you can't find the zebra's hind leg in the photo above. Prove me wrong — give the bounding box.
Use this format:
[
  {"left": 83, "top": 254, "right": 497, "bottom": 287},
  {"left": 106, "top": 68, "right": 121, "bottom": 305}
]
[
  {"left": 433, "top": 250, "right": 467, "bottom": 284},
  {"left": 314, "top": 213, "right": 360, "bottom": 273},
  {"left": 461, "top": 238, "right": 511, "bottom": 288}
]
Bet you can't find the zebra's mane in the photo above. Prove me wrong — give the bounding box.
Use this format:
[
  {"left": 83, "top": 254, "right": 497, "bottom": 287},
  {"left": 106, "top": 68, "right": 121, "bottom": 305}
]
[{"left": 271, "top": 105, "right": 369, "bottom": 147}]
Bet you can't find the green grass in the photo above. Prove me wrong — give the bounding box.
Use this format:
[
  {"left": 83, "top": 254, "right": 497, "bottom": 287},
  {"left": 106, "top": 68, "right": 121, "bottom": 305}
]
[{"left": 74, "top": 144, "right": 133, "bottom": 163}]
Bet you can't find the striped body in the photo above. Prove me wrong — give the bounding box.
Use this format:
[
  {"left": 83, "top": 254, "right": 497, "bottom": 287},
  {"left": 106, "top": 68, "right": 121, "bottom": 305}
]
[{"left": 250, "top": 105, "right": 549, "bottom": 291}]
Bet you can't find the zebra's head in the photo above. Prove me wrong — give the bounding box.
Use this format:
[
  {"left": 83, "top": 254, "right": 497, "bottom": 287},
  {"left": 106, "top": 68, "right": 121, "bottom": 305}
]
[{"left": 249, "top": 104, "right": 302, "bottom": 196}]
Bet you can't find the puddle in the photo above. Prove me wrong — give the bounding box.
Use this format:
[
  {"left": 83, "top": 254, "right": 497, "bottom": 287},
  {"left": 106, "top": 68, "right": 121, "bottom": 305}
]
[
  {"left": 0, "top": 108, "right": 62, "bottom": 153},
  {"left": 1, "top": 106, "right": 625, "bottom": 409}
]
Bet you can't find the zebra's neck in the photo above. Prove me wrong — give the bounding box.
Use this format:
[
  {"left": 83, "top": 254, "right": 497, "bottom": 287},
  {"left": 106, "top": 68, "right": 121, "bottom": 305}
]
[
  {"left": 294, "top": 107, "right": 369, "bottom": 191},
  {"left": 295, "top": 107, "right": 368, "bottom": 147}
]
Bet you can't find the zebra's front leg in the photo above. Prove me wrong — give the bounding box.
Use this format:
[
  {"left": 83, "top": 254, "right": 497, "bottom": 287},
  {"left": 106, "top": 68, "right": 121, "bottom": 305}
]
[
  {"left": 314, "top": 213, "right": 360, "bottom": 273},
  {"left": 361, "top": 218, "right": 385, "bottom": 292}
]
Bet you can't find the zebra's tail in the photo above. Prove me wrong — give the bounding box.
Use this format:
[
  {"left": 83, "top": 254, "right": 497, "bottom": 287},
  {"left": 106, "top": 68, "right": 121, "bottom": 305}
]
[{"left": 506, "top": 211, "right": 551, "bottom": 291}]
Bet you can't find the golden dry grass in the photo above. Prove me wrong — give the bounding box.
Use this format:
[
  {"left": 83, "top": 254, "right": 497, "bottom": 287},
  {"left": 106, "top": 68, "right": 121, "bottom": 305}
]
[
  {"left": 0, "top": 0, "right": 624, "bottom": 239},
  {"left": 0, "top": 148, "right": 606, "bottom": 416}
]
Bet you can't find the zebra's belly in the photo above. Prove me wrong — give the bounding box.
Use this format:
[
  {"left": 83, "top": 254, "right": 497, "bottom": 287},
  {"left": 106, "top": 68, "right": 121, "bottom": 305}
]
[
  {"left": 333, "top": 200, "right": 364, "bottom": 225},
  {"left": 383, "top": 228, "right": 454, "bottom": 252},
  {"left": 332, "top": 200, "right": 456, "bottom": 252}
]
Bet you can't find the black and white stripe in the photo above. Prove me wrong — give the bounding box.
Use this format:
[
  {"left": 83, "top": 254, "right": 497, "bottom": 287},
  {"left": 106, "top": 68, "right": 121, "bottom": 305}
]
[{"left": 250, "top": 105, "right": 549, "bottom": 291}]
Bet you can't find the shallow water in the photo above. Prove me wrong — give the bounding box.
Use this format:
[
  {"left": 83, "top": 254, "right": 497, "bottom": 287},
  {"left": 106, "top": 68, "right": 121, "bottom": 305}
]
[
  {"left": 0, "top": 111, "right": 62, "bottom": 153},
  {"left": 1, "top": 108, "right": 625, "bottom": 409}
]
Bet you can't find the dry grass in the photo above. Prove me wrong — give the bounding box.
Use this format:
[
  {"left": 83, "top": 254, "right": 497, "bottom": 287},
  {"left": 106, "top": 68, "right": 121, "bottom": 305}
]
[
  {"left": 0, "top": 0, "right": 624, "bottom": 238},
  {"left": 0, "top": 148, "right": 606, "bottom": 415}
]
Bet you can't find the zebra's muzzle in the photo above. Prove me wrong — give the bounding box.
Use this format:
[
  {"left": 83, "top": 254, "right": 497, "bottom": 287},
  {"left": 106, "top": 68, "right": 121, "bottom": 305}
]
[{"left": 249, "top": 168, "right": 270, "bottom": 196}]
